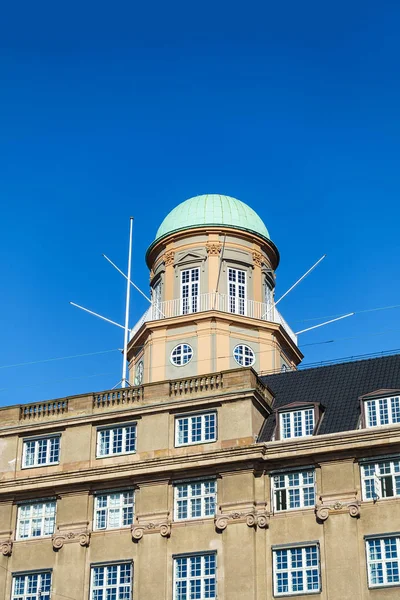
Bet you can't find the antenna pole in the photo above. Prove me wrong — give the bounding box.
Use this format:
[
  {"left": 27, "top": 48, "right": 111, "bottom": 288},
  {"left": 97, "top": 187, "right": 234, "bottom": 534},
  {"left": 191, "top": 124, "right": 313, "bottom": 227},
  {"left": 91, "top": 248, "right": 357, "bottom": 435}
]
[
  {"left": 295, "top": 312, "right": 354, "bottom": 335},
  {"left": 275, "top": 255, "right": 326, "bottom": 306},
  {"left": 70, "top": 302, "right": 125, "bottom": 329},
  {"left": 121, "top": 218, "right": 134, "bottom": 388},
  {"left": 102, "top": 254, "right": 152, "bottom": 303}
]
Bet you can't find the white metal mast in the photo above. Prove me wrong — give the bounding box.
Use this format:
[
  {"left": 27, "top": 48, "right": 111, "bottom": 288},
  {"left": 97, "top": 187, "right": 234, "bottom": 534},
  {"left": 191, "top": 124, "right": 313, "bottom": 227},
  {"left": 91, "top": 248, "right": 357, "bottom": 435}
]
[{"left": 121, "top": 217, "right": 134, "bottom": 388}]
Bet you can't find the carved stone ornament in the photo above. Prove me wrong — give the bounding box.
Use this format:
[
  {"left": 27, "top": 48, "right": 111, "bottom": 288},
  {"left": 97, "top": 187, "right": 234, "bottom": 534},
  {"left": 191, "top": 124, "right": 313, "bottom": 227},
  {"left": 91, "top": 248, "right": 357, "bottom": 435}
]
[
  {"left": 252, "top": 251, "right": 264, "bottom": 267},
  {"left": 149, "top": 269, "right": 155, "bottom": 281},
  {"left": 131, "top": 511, "right": 171, "bottom": 542},
  {"left": 315, "top": 492, "right": 361, "bottom": 522},
  {"left": 214, "top": 502, "right": 269, "bottom": 532},
  {"left": 163, "top": 251, "right": 175, "bottom": 267},
  {"left": 206, "top": 242, "right": 222, "bottom": 256},
  {"left": 52, "top": 521, "right": 91, "bottom": 551},
  {"left": 0, "top": 531, "right": 13, "bottom": 557}
]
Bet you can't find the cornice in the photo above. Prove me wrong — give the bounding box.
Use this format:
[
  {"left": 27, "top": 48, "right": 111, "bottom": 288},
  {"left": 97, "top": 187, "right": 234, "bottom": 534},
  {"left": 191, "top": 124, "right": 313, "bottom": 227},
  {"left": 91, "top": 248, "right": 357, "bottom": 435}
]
[{"left": 0, "top": 425, "right": 399, "bottom": 498}]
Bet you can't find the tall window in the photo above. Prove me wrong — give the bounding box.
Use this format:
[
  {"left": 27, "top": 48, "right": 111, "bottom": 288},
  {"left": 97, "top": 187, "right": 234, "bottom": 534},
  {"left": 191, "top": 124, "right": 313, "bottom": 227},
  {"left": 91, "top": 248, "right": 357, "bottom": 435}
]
[
  {"left": 175, "top": 413, "right": 217, "bottom": 446},
  {"left": 365, "top": 396, "right": 400, "bottom": 428},
  {"left": 361, "top": 459, "right": 400, "bottom": 500},
  {"left": 174, "top": 480, "right": 217, "bottom": 520},
  {"left": 279, "top": 409, "right": 315, "bottom": 439},
  {"left": 181, "top": 268, "right": 200, "bottom": 315},
  {"left": 94, "top": 491, "right": 134, "bottom": 530},
  {"left": 174, "top": 553, "right": 216, "bottom": 600},
  {"left": 151, "top": 281, "right": 162, "bottom": 319},
  {"left": 90, "top": 563, "right": 132, "bottom": 600},
  {"left": 273, "top": 544, "right": 320, "bottom": 596},
  {"left": 17, "top": 501, "right": 56, "bottom": 539},
  {"left": 22, "top": 436, "right": 60, "bottom": 468},
  {"left": 97, "top": 425, "right": 136, "bottom": 458},
  {"left": 272, "top": 470, "right": 316, "bottom": 512},
  {"left": 12, "top": 571, "right": 52, "bottom": 600},
  {"left": 228, "top": 268, "right": 246, "bottom": 315},
  {"left": 264, "top": 280, "right": 274, "bottom": 320},
  {"left": 366, "top": 536, "right": 400, "bottom": 588}
]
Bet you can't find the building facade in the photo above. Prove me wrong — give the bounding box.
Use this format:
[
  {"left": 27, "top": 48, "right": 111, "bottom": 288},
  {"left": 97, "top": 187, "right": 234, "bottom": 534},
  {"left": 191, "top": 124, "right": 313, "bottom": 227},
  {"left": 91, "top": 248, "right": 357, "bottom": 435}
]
[{"left": 0, "top": 194, "right": 399, "bottom": 600}]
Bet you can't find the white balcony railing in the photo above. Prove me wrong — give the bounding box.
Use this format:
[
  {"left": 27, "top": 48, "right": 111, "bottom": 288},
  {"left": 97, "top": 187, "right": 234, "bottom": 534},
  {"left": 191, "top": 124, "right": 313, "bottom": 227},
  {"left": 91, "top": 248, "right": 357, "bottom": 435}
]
[{"left": 130, "top": 292, "right": 297, "bottom": 345}]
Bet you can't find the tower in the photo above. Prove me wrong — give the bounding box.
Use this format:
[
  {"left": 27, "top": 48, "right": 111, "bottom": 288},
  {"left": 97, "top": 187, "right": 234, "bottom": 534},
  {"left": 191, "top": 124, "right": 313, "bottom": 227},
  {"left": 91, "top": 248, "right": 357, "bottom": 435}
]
[{"left": 127, "top": 194, "right": 302, "bottom": 385}]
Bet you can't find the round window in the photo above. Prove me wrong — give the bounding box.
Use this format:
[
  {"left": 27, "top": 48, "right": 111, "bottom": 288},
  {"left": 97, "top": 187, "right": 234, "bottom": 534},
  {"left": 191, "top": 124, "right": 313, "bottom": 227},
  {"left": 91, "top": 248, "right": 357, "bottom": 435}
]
[
  {"left": 170, "top": 343, "right": 193, "bottom": 366},
  {"left": 233, "top": 344, "right": 255, "bottom": 367},
  {"left": 134, "top": 361, "right": 144, "bottom": 385}
]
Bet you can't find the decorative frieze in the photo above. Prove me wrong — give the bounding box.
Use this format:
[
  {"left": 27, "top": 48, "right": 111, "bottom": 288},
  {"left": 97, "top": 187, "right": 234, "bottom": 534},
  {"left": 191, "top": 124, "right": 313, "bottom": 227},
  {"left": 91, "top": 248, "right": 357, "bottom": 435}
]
[
  {"left": 163, "top": 251, "right": 175, "bottom": 266},
  {"left": 131, "top": 511, "right": 171, "bottom": 541},
  {"left": 252, "top": 251, "right": 264, "bottom": 267},
  {"left": 315, "top": 492, "right": 361, "bottom": 522},
  {"left": 52, "top": 521, "right": 91, "bottom": 550},
  {"left": 214, "top": 502, "right": 269, "bottom": 532},
  {"left": 206, "top": 242, "right": 222, "bottom": 256},
  {"left": 0, "top": 531, "right": 13, "bottom": 556}
]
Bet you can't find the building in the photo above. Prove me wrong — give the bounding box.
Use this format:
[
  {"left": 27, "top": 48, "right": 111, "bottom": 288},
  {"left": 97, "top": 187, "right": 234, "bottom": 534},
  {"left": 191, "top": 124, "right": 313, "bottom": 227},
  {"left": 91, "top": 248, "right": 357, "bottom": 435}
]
[{"left": 0, "top": 193, "right": 399, "bottom": 600}]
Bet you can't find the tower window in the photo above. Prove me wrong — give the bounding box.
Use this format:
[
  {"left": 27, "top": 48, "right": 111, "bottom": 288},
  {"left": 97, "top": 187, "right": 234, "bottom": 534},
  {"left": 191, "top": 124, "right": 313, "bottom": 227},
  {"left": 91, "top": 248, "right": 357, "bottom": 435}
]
[
  {"left": 170, "top": 344, "right": 193, "bottom": 366},
  {"left": 233, "top": 344, "right": 255, "bottom": 367},
  {"left": 181, "top": 268, "right": 200, "bottom": 315},
  {"left": 228, "top": 268, "right": 246, "bottom": 315}
]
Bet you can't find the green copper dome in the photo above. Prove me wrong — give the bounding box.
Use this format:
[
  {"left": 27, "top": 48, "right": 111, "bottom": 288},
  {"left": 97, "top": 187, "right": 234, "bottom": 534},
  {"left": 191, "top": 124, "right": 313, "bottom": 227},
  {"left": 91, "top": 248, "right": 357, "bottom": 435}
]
[{"left": 154, "top": 194, "right": 270, "bottom": 243}]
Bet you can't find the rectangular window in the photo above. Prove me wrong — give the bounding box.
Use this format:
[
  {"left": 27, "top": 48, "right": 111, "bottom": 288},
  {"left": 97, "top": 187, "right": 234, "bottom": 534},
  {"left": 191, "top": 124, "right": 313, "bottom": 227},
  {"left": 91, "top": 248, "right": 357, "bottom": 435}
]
[
  {"left": 96, "top": 424, "right": 136, "bottom": 458},
  {"left": 94, "top": 491, "right": 134, "bottom": 530},
  {"left": 272, "top": 470, "right": 316, "bottom": 512},
  {"left": 273, "top": 544, "right": 320, "bottom": 596},
  {"left": 17, "top": 501, "right": 56, "bottom": 539},
  {"left": 228, "top": 268, "right": 246, "bottom": 316},
  {"left": 22, "top": 436, "right": 60, "bottom": 468},
  {"left": 361, "top": 459, "right": 400, "bottom": 500},
  {"left": 280, "top": 409, "right": 315, "bottom": 439},
  {"left": 90, "top": 563, "right": 132, "bottom": 600},
  {"left": 181, "top": 268, "right": 200, "bottom": 315},
  {"left": 174, "top": 553, "right": 216, "bottom": 600},
  {"left": 12, "top": 571, "right": 52, "bottom": 600},
  {"left": 365, "top": 396, "right": 400, "bottom": 428},
  {"left": 174, "top": 480, "right": 217, "bottom": 520},
  {"left": 175, "top": 413, "right": 217, "bottom": 446},
  {"left": 366, "top": 536, "right": 400, "bottom": 588},
  {"left": 152, "top": 281, "right": 162, "bottom": 319}
]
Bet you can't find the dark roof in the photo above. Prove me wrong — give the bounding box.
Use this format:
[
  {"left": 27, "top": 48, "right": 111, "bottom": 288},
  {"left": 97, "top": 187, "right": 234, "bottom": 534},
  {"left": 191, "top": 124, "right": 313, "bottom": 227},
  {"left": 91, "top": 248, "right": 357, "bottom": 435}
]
[{"left": 259, "top": 353, "right": 400, "bottom": 441}]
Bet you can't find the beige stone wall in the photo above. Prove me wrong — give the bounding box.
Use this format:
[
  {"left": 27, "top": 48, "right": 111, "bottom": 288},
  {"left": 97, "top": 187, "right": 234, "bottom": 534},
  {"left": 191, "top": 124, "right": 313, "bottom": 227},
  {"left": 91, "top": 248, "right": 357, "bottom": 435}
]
[{"left": 0, "top": 372, "right": 399, "bottom": 599}]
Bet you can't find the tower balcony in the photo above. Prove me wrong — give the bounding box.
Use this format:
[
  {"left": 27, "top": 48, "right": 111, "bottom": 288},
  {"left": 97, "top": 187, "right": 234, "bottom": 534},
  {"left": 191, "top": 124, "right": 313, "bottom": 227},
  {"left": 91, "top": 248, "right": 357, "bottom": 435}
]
[{"left": 130, "top": 292, "right": 297, "bottom": 345}]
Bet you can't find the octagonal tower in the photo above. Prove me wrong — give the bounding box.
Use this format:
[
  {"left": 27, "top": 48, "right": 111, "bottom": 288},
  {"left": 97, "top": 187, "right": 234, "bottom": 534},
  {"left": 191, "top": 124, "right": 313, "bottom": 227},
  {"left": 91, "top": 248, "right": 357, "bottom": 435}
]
[{"left": 127, "top": 194, "right": 302, "bottom": 385}]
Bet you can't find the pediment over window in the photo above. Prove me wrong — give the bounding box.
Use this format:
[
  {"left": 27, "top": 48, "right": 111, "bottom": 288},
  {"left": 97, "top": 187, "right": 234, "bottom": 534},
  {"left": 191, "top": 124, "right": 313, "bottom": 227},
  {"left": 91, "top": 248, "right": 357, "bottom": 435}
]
[
  {"left": 275, "top": 401, "right": 323, "bottom": 413},
  {"left": 174, "top": 250, "right": 207, "bottom": 266},
  {"left": 359, "top": 389, "right": 400, "bottom": 401}
]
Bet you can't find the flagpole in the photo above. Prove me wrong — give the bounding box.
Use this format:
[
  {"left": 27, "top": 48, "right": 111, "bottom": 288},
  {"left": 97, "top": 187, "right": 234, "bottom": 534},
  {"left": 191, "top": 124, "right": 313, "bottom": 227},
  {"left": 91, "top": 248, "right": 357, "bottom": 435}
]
[{"left": 121, "top": 217, "right": 134, "bottom": 388}]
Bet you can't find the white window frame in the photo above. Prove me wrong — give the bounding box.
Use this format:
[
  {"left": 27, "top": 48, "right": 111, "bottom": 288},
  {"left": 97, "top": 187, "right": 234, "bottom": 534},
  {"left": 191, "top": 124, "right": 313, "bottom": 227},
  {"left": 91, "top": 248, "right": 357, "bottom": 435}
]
[
  {"left": 12, "top": 571, "right": 52, "bottom": 600},
  {"left": 366, "top": 536, "right": 400, "bottom": 588},
  {"left": 279, "top": 408, "right": 315, "bottom": 439},
  {"left": 174, "top": 480, "right": 217, "bottom": 521},
  {"left": 152, "top": 280, "right": 162, "bottom": 319},
  {"left": 365, "top": 396, "right": 400, "bottom": 428},
  {"left": 227, "top": 267, "right": 247, "bottom": 316},
  {"left": 180, "top": 267, "right": 200, "bottom": 315},
  {"left": 264, "top": 279, "right": 274, "bottom": 320},
  {"left": 170, "top": 344, "right": 194, "bottom": 366},
  {"left": 273, "top": 544, "right": 321, "bottom": 596},
  {"left": 22, "top": 435, "right": 60, "bottom": 469},
  {"left": 16, "top": 501, "right": 56, "bottom": 540},
  {"left": 90, "top": 562, "right": 133, "bottom": 600},
  {"left": 96, "top": 424, "right": 137, "bottom": 458},
  {"left": 93, "top": 490, "right": 135, "bottom": 530},
  {"left": 174, "top": 553, "right": 217, "bottom": 600},
  {"left": 361, "top": 458, "right": 400, "bottom": 501},
  {"left": 233, "top": 344, "right": 255, "bottom": 367},
  {"left": 175, "top": 412, "right": 217, "bottom": 447},
  {"left": 271, "top": 470, "right": 316, "bottom": 512}
]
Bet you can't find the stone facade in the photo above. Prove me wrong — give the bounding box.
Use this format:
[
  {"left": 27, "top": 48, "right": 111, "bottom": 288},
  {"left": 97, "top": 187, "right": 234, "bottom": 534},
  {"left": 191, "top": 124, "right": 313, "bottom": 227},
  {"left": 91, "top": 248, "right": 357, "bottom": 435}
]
[{"left": 0, "top": 367, "right": 399, "bottom": 599}]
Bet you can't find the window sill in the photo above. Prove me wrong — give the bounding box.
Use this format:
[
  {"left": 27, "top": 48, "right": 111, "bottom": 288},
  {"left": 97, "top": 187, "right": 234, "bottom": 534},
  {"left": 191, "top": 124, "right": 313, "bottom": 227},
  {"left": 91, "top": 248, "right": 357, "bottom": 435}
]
[
  {"left": 175, "top": 440, "right": 217, "bottom": 448},
  {"left": 21, "top": 463, "right": 60, "bottom": 470},
  {"left": 95, "top": 451, "right": 136, "bottom": 459}
]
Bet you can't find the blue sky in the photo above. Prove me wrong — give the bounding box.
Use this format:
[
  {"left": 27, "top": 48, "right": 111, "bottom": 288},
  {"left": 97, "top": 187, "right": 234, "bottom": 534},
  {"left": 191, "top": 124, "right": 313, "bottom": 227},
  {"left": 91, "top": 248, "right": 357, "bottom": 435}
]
[{"left": 1, "top": 0, "right": 399, "bottom": 405}]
